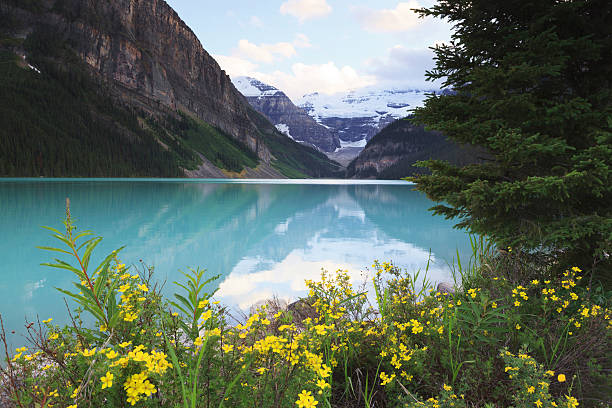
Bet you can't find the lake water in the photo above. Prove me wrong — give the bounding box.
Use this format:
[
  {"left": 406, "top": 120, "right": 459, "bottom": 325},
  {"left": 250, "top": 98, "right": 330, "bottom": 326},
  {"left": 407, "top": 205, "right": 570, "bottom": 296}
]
[{"left": 0, "top": 179, "right": 470, "bottom": 339}]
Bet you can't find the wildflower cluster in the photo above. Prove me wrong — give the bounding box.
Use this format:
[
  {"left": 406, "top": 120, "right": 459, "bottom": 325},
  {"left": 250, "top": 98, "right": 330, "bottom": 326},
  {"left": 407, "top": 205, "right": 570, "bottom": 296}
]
[
  {"left": 1, "top": 219, "right": 609, "bottom": 408},
  {"left": 500, "top": 348, "right": 581, "bottom": 408}
]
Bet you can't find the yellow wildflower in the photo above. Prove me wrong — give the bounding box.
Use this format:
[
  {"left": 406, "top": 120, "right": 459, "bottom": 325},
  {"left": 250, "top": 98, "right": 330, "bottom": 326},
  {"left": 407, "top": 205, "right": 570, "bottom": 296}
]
[
  {"left": 200, "top": 309, "right": 213, "bottom": 322},
  {"left": 101, "top": 371, "right": 113, "bottom": 389},
  {"left": 379, "top": 371, "right": 396, "bottom": 386},
  {"left": 295, "top": 390, "right": 318, "bottom": 408},
  {"left": 316, "top": 379, "right": 330, "bottom": 390}
]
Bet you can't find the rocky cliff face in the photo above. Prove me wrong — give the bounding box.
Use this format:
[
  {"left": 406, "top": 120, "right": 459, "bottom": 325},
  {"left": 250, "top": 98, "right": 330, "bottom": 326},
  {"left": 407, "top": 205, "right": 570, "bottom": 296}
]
[
  {"left": 233, "top": 77, "right": 340, "bottom": 152},
  {"left": 309, "top": 115, "right": 396, "bottom": 145},
  {"left": 0, "top": 0, "right": 344, "bottom": 178},
  {"left": 28, "top": 0, "right": 270, "bottom": 161}
]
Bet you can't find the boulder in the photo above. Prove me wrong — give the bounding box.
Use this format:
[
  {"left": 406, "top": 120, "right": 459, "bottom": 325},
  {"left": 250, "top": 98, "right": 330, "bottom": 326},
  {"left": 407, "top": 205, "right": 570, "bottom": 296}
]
[{"left": 437, "top": 282, "right": 455, "bottom": 295}]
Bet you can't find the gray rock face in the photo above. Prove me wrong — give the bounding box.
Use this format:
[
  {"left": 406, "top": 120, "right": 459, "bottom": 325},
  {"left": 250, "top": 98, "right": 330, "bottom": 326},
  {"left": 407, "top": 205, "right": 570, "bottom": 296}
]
[
  {"left": 23, "top": 0, "right": 271, "bottom": 162},
  {"left": 233, "top": 77, "right": 340, "bottom": 152},
  {"left": 437, "top": 282, "right": 456, "bottom": 295},
  {"left": 298, "top": 111, "right": 395, "bottom": 144}
]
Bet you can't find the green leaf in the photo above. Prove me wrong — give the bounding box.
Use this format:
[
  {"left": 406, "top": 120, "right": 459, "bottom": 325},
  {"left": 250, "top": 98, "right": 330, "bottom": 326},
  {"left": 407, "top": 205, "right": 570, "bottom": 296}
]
[
  {"left": 169, "top": 301, "right": 191, "bottom": 317},
  {"left": 93, "top": 247, "right": 124, "bottom": 276},
  {"left": 42, "top": 260, "right": 85, "bottom": 279},
  {"left": 73, "top": 230, "right": 93, "bottom": 242},
  {"left": 41, "top": 226, "right": 63, "bottom": 235},
  {"left": 104, "top": 278, "right": 120, "bottom": 305},
  {"left": 36, "top": 246, "right": 72, "bottom": 255},
  {"left": 81, "top": 236, "right": 102, "bottom": 271},
  {"left": 51, "top": 233, "right": 72, "bottom": 247},
  {"left": 173, "top": 294, "right": 194, "bottom": 315},
  {"left": 94, "top": 264, "right": 109, "bottom": 299},
  {"left": 74, "top": 283, "right": 104, "bottom": 318},
  {"left": 56, "top": 287, "right": 89, "bottom": 304}
]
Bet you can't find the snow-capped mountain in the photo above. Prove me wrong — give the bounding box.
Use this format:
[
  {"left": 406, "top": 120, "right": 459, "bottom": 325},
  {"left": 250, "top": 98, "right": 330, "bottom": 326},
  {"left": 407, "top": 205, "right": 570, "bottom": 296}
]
[
  {"left": 232, "top": 77, "right": 340, "bottom": 152},
  {"left": 232, "top": 76, "right": 444, "bottom": 165},
  {"left": 233, "top": 76, "right": 281, "bottom": 98},
  {"left": 297, "top": 86, "right": 438, "bottom": 145}
]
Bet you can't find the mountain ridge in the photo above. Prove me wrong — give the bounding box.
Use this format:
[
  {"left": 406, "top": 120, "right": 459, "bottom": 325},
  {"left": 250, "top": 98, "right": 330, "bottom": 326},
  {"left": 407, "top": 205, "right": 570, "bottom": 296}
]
[
  {"left": 232, "top": 76, "right": 340, "bottom": 153},
  {"left": 347, "top": 118, "right": 485, "bottom": 179},
  {"left": 0, "top": 0, "right": 341, "bottom": 178},
  {"left": 297, "top": 86, "right": 437, "bottom": 147}
]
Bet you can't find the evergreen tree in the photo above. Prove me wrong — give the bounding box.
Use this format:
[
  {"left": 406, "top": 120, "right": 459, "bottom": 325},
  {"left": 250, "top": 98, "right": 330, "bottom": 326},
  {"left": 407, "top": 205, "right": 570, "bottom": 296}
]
[{"left": 411, "top": 0, "right": 612, "bottom": 271}]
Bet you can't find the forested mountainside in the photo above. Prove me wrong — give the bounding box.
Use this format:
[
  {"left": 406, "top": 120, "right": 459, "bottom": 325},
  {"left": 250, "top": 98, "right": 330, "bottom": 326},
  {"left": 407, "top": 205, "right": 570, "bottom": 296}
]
[
  {"left": 346, "top": 118, "right": 484, "bottom": 179},
  {"left": 0, "top": 0, "right": 341, "bottom": 178}
]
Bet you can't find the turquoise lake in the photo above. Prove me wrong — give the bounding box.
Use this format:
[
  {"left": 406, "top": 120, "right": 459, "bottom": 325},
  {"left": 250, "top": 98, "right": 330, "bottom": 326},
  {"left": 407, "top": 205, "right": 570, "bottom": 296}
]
[{"left": 0, "top": 179, "right": 471, "bottom": 340}]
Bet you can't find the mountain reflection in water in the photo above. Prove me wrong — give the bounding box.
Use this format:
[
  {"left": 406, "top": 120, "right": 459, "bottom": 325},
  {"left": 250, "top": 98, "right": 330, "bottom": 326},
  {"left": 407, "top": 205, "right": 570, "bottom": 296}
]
[{"left": 0, "top": 179, "right": 471, "bottom": 335}]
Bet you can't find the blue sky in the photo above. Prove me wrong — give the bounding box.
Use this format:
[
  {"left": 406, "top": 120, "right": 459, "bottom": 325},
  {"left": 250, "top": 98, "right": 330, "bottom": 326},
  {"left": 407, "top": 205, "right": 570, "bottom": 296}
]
[{"left": 165, "top": 0, "right": 452, "bottom": 100}]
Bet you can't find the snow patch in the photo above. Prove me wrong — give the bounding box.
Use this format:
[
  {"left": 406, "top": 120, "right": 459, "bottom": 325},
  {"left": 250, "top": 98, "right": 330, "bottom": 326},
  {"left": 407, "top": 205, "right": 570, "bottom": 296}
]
[
  {"left": 232, "top": 76, "right": 282, "bottom": 98},
  {"left": 275, "top": 124, "right": 294, "bottom": 140},
  {"left": 297, "top": 86, "right": 439, "bottom": 122},
  {"left": 232, "top": 76, "right": 265, "bottom": 97},
  {"left": 340, "top": 138, "right": 367, "bottom": 148}
]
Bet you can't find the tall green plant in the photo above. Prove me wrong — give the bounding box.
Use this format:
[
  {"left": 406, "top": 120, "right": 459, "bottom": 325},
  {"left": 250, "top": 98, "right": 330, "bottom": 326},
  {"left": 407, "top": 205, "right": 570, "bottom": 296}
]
[
  {"left": 170, "top": 267, "right": 219, "bottom": 339},
  {"left": 448, "top": 234, "right": 495, "bottom": 288},
  {"left": 38, "top": 199, "right": 123, "bottom": 334}
]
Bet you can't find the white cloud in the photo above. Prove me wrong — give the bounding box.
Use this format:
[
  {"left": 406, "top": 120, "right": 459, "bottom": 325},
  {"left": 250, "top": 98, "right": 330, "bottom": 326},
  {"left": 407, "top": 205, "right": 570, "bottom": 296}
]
[
  {"left": 215, "top": 53, "right": 377, "bottom": 100},
  {"left": 216, "top": 236, "right": 452, "bottom": 310},
  {"left": 249, "top": 16, "right": 263, "bottom": 28},
  {"left": 352, "top": 1, "right": 423, "bottom": 33},
  {"left": 213, "top": 54, "right": 259, "bottom": 77},
  {"left": 226, "top": 34, "right": 313, "bottom": 65},
  {"left": 280, "top": 0, "right": 332, "bottom": 22},
  {"left": 293, "top": 33, "right": 312, "bottom": 48},
  {"left": 255, "top": 62, "right": 377, "bottom": 100},
  {"left": 215, "top": 45, "right": 441, "bottom": 101},
  {"left": 235, "top": 39, "right": 297, "bottom": 63},
  {"left": 365, "top": 45, "right": 441, "bottom": 89}
]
